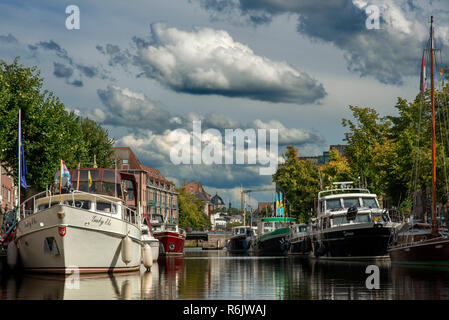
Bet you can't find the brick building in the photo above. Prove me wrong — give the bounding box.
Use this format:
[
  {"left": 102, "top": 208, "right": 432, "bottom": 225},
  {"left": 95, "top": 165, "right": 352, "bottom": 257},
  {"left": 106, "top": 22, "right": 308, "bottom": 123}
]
[
  {"left": 112, "top": 147, "right": 179, "bottom": 224},
  {"left": 184, "top": 181, "right": 214, "bottom": 218},
  {"left": 1, "top": 166, "right": 16, "bottom": 212}
]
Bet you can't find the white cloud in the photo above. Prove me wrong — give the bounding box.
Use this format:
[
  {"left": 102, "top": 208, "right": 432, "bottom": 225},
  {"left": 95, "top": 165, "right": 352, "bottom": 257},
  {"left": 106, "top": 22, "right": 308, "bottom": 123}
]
[{"left": 131, "top": 23, "right": 326, "bottom": 104}]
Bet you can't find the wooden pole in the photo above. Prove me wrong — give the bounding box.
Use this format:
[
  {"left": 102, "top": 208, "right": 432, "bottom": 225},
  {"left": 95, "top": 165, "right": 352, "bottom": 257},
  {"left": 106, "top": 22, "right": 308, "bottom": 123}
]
[
  {"left": 59, "top": 159, "right": 62, "bottom": 203},
  {"left": 17, "top": 109, "right": 21, "bottom": 221},
  {"left": 430, "top": 16, "right": 438, "bottom": 236},
  {"left": 76, "top": 161, "right": 80, "bottom": 190}
]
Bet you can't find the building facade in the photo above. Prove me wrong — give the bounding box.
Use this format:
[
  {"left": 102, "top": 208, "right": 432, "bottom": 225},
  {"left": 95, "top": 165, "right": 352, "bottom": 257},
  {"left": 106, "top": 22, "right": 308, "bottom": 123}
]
[
  {"left": 184, "top": 181, "right": 214, "bottom": 218},
  {"left": 113, "top": 147, "right": 179, "bottom": 224},
  {"left": 1, "top": 166, "right": 16, "bottom": 212}
]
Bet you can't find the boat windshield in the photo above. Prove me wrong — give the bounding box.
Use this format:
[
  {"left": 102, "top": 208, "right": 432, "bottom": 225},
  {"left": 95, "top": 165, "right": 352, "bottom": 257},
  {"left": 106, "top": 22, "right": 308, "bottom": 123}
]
[
  {"left": 362, "top": 197, "right": 378, "bottom": 208},
  {"left": 343, "top": 197, "right": 361, "bottom": 208},
  {"left": 326, "top": 199, "right": 342, "bottom": 210}
]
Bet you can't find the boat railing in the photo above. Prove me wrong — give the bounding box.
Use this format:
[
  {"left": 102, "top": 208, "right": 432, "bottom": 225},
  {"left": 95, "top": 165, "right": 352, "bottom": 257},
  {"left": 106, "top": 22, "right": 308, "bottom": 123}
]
[
  {"left": 19, "top": 189, "right": 139, "bottom": 226},
  {"left": 318, "top": 187, "right": 371, "bottom": 198}
]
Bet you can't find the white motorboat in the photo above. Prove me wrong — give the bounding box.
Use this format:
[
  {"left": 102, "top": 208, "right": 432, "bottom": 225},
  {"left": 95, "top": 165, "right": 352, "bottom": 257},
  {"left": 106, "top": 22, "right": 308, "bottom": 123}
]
[
  {"left": 141, "top": 214, "right": 160, "bottom": 261},
  {"left": 14, "top": 168, "right": 142, "bottom": 274}
]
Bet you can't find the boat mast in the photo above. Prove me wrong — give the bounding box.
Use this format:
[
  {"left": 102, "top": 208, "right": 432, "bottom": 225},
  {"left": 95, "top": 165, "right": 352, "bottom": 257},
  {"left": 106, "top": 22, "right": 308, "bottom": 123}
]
[{"left": 430, "top": 16, "right": 438, "bottom": 236}]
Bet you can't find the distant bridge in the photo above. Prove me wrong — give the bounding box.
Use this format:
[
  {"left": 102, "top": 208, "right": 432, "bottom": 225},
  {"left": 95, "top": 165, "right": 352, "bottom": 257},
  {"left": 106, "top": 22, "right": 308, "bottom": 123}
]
[{"left": 185, "top": 231, "right": 232, "bottom": 249}]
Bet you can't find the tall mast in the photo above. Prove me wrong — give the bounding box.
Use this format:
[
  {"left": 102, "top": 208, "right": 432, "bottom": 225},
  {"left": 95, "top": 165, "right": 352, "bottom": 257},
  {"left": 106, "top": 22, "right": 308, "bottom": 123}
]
[
  {"left": 17, "top": 109, "right": 21, "bottom": 221},
  {"left": 430, "top": 16, "right": 438, "bottom": 236}
]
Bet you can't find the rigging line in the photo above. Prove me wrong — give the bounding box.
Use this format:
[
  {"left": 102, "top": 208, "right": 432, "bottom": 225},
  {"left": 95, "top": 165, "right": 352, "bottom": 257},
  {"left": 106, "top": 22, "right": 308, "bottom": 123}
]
[
  {"left": 435, "top": 84, "right": 449, "bottom": 200},
  {"left": 437, "top": 51, "right": 449, "bottom": 200}
]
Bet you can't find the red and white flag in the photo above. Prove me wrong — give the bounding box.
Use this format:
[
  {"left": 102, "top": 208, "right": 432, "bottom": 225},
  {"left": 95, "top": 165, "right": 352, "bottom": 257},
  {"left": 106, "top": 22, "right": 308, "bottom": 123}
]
[{"left": 420, "top": 53, "right": 426, "bottom": 95}]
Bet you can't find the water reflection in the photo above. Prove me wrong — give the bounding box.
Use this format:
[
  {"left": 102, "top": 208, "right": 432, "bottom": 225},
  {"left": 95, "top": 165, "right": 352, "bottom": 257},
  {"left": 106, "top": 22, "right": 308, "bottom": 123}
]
[{"left": 1, "top": 248, "right": 449, "bottom": 299}]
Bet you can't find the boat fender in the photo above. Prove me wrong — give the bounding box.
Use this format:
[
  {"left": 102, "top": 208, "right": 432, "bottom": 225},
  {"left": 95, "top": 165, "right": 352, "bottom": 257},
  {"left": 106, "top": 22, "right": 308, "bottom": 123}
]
[
  {"left": 7, "top": 241, "right": 18, "bottom": 270},
  {"left": 142, "top": 243, "right": 153, "bottom": 270},
  {"left": 121, "top": 235, "right": 133, "bottom": 264}
]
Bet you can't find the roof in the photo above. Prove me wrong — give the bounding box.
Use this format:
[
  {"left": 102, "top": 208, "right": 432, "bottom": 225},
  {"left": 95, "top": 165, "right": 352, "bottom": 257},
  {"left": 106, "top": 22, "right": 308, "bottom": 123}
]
[
  {"left": 211, "top": 193, "right": 225, "bottom": 205},
  {"left": 113, "top": 146, "right": 172, "bottom": 186}
]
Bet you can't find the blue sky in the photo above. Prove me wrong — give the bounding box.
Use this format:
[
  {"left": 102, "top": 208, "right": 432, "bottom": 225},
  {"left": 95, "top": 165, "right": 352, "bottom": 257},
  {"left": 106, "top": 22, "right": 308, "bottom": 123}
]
[{"left": 1, "top": 0, "right": 448, "bottom": 207}]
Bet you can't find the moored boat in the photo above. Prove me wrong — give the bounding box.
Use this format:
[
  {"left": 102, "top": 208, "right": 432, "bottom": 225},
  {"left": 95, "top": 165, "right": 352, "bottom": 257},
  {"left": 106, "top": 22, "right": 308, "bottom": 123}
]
[
  {"left": 389, "top": 222, "right": 449, "bottom": 267},
  {"left": 141, "top": 214, "right": 160, "bottom": 261},
  {"left": 226, "top": 226, "right": 255, "bottom": 254},
  {"left": 150, "top": 213, "right": 185, "bottom": 255},
  {"left": 288, "top": 223, "right": 311, "bottom": 255},
  {"left": 251, "top": 217, "right": 296, "bottom": 256},
  {"left": 388, "top": 17, "right": 449, "bottom": 267},
  {"left": 310, "top": 182, "right": 396, "bottom": 260},
  {"left": 14, "top": 167, "right": 142, "bottom": 274}
]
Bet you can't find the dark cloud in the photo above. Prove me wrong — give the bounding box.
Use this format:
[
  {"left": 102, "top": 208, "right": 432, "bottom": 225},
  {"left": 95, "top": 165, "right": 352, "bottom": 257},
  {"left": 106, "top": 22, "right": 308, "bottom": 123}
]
[
  {"left": 53, "top": 62, "right": 74, "bottom": 78},
  {"left": 35, "top": 40, "right": 73, "bottom": 64},
  {"left": 7, "top": 38, "right": 114, "bottom": 86},
  {"left": 0, "top": 33, "right": 19, "bottom": 44},
  {"left": 96, "top": 44, "right": 132, "bottom": 67},
  {"left": 198, "top": 0, "right": 448, "bottom": 85}
]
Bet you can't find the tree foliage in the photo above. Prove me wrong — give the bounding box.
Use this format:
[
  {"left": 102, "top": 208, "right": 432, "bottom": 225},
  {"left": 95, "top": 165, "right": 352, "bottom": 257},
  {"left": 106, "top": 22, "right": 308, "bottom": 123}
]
[
  {"left": 177, "top": 186, "right": 211, "bottom": 230},
  {"left": 273, "top": 145, "right": 320, "bottom": 222},
  {"left": 0, "top": 58, "right": 114, "bottom": 195}
]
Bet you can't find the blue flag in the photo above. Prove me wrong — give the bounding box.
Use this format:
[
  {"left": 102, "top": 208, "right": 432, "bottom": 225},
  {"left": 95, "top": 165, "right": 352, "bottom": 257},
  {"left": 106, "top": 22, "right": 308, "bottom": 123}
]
[{"left": 18, "top": 116, "right": 28, "bottom": 189}]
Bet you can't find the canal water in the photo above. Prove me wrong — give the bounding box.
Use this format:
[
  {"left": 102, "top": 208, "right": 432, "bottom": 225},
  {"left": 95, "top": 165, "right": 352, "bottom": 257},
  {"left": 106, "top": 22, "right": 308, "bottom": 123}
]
[{"left": 2, "top": 248, "right": 449, "bottom": 300}]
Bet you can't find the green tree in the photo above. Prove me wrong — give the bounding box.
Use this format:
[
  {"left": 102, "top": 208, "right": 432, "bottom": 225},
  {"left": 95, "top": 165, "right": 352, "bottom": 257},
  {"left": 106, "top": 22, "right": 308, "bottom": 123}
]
[
  {"left": 273, "top": 145, "right": 320, "bottom": 222},
  {"left": 79, "top": 117, "right": 115, "bottom": 168},
  {"left": 342, "top": 106, "right": 391, "bottom": 195},
  {"left": 320, "top": 149, "right": 356, "bottom": 187},
  {"left": 0, "top": 58, "right": 115, "bottom": 195},
  {"left": 0, "top": 58, "right": 86, "bottom": 192},
  {"left": 177, "top": 186, "right": 211, "bottom": 230}
]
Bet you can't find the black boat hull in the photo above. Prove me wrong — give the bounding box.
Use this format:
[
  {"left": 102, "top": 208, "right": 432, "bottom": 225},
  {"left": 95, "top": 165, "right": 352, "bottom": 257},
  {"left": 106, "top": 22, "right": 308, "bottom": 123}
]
[
  {"left": 252, "top": 233, "right": 290, "bottom": 256},
  {"left": 313, "top": 224, "right": 393, "bottom": 259},
  {"left": 389, "top": 238, "right": 449, "bottom": 267},
  {"left": 289, "top": 236, "right": 312, "bottom": 255},
  {"left": 227, "top": 235, "right": 250, "bottom": 254}
]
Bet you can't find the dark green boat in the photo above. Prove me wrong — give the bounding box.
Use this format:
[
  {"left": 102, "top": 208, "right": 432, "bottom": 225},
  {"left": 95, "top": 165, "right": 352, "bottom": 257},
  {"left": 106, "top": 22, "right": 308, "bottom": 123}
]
[{"left": 251, "top": 217, "right": 296, "bottom": 256}]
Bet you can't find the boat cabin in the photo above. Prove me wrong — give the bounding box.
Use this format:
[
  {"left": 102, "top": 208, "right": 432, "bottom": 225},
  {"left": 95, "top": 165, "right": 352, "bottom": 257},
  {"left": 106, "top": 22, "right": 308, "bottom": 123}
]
[
  {"left": 232, "top": 226, "right": 253, "bottom": 237},
  {"left": 20, "top": 168, "right": 140, "bottom": 225},
  {"left": 315, "top": 182, "right": 389, "bottom": 229},
  {"left": 257, "top": 217, "right": 296, "bottom": 236}
]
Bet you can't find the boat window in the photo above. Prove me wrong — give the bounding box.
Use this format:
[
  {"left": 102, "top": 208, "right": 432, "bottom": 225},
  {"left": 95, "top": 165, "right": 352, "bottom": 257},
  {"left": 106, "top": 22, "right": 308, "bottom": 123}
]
[
  {"left": 299, "top": 226, "right": 307, "bottom": 232},
  {"left": 326, "top": 199, "right": 342, "bottom": 210},
  {"left": 124, "top": 180, "right": 135, "bottom": 201},
  {"left": 274, "top": 221, "right": 284, "bottom": 229},
  {"left": 73, "top": 200, "right": 91, "bottom": 210},
  {"left": 343, "top": 197, "right": 361, "bottom": 208},
  {"left": 355, "top": 214, "right": 370, "bottom": 223},
  {"left": 362, "top": 198, "right": 378, "bottom": 208},
  {"left": 102, "top": 182, "right": 116, "bottom": 196},
  {"left": 103, "top": 170, "right": 116, "bottom": 181},
  {"left": 96, "top": 201, "right": 117, "bottom": 214},
  {"left": 37, "top": 204, "right": 47, "bottom": 211},
  {"left": 246, "top": 229, "right": 251, "bottom": 236},
  {"left": 78, "top": 169, "right": 99, "bottom": 181},
  {"left": 332, "top": 215, "right": 348, "bottom": 225}
]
